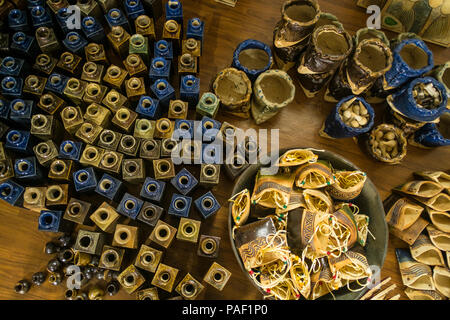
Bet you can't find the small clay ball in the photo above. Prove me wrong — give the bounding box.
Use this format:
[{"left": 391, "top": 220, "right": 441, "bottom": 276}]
[
  {"left": 31, "top": 272, "right": 46, "bottom": 286},
  {"left": 14, "top": 280, "right": 31, "bottom": 294},
  {"left": 44, "top": 241, "right": 60, "bottom": 255},
  {"left": 47, "top": 258, "right": 62, "bottom": 273},
  {"left": 57, "top": 235, "right": 72, "bottom": 248}
]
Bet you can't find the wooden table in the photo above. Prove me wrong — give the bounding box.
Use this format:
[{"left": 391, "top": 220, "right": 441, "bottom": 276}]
[{"left": 0, "top": 0, "right": 448, "bottom": 300}]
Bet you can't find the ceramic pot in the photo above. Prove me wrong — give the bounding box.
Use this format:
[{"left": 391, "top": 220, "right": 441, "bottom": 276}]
[
  {"left": 383, "top": 38, "right": 434, "bottom": 90},
  {"left": 315, "top": 12, "right": 343, "bottom": 30},
  {"left": 273, "top": 0, "right": 320, "bottom": 71},
  {"left": 320, "top": 95, "right": 374, "bottom": 139},
  {"left": 388, "top": 77, "right": 448, "bottom": 122},
  {"left": 212, "top": 67, "right": 252, "bottom": 118},
  {"left": 296, "top": 69, "right": 334, "bottom": 98},
  {"left": 250, "top": 69, "right": 295, "bottom": 124},
  {"left": 365, "top": 124, "right": 407, "bottom": 164},
  {"left": 326, "top": 38, "right": 392, "bottom": 101},
  {"left": 297, "top": 25, "right": 352, "bottom": 75},
  {"left": 354, "top": 27, "right": 389, "bottom": 47},
  {"left": 231, "top": 39, "right": 273, "bottom": 82},
  {"left": 384, "top": 105, "right": 426, "bottom": 138},
  {"left": 429, "top": 62, "right": 450, "bottom": 109},
  {"left": 411, "top": 114, "right": 450, "bottom": 148}
]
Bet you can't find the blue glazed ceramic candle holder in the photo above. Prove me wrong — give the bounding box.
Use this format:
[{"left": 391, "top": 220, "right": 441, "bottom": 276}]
[
  {"left": 231, "top": 39, "right": 273, "bottom": 82},
  {"left": 322, "top": 96, "right": 375, "bottom": 139},
  {"left": 384, "top": 38, "right": 433, "bottom": 89},
  {"left": 390, "top": 77, "right": 448, "bottom": 122}
]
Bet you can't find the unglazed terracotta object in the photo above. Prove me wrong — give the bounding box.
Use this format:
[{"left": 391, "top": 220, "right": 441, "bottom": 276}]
[
  {"left": 273, "top": 0, "right": 321, "bottom": 71},
  {"left": 250, "top": 69, "right": 295, "bottom": 124},
  {"left": 326, "top": 38, "right": 392, "bottom": 102},
  {"left": 212, "top": 67, "right": 252, "bottom": 119}
]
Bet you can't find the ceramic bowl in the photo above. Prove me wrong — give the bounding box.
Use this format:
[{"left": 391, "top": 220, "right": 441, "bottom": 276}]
[{"left": 228, "top": 148, "right": 388, "bottom": 300}]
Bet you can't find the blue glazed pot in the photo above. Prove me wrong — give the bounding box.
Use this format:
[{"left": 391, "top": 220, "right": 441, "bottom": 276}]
[
  {"left": 384, "top": 38, "right": 433, "bottom": 89},
  {"left": 391, "top": 77, "right": 448, "bottom": 122},
  {"left": 323, "top": 96, "right": 375, "bottom": 138},
  {"left": 413, "top": 122, "right": 450, "bottom": 148},
  {"left": 232, "top": 39, "right": 273, "bottom": 82}
]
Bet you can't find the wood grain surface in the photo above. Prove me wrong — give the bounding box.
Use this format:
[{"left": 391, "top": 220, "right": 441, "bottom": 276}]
[{"left": 0, "top": 0, "right": 449, "bottom": 300}]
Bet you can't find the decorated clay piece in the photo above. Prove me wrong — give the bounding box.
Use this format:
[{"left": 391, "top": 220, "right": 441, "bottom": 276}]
[
  {"left": 404, "top": 287, "right": 446, "bottom": 300},
  {"left": 354, "top": 27, "right": 389, "bottom": 47},
  {"left": 414, "top": 170, "right": 450, "bottom": 192},
  {"left": 232, "top": 39, "right": 273, "bottom": 81},
  {"left": 326, "top": 38, "right": 392, "bottom": 101},
  {"left": 273, "top": 0, "right": 321, "bottom": 71},
  {"left": 384, "top": 106, "right": 426, "bottom": 138},
  {"left": 213, "top": 68, "right": 252, "bottom": 118},
  {"left": 433, "top": 267, "right": 450, "bottom": 298},
  {"left": 320, "top": 96, "right": 374, "bottom": 139},
  {"left": 315, "top": 12, "right": 343, "bottom": 30},
  {"left": 250, "top": 69, "right": 295, "bottom": 124},
  {"left": 410, "top": 234, "right": 445, "bottom": 266},
  {"left": 411, "top": 114, "right": 450, "bottom": 148},
  {"left": 296, "top": 24, "right": 352, "bottom": 97},
  {"left": 396, "top": 248, "right": 435, "bottom": 291},
  {"left": 297, "top": 25, "right": 353, "bottom": 75},
  {"left": 276, "top": 148, "right": 318, "bottom": 167},
  {"left": 388, "top": 77, "right": 448, "bottom": 123},
  {"left": 366, "top": 124, "right": 407, "bottom": 164},
  {"left": 393, "top": 180, "right": 444, "bottom": 198},
  {"left": 429, "top": 61, "right": 450, "bottom": 109},
  {"left": 294, "top": 160, "right": 335, "bottom": 189},
  {"left": 383, "top": 38, "right": 434, "bottom": 90},
  {"left": 303, "top": 189, "right": 333, "bottom": 213},
  {"left": 425, "top": 208, "right": 450, "bottom": 233},
  {"left": 327, "top": 170, "right": 367, "bottom": 200},
  {"left": 426, "top": 225, "right": 450, "bottom": 251}
]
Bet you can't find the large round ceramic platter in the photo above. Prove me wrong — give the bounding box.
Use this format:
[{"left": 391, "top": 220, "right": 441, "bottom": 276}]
[{"left": 228, "top": 148, "right": 388, "bottom": 300}]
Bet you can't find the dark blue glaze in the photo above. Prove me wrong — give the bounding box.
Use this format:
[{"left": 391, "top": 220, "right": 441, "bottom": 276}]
[
  {"left": 150, "top": 79, "right": 175, "bottom": 109},
  {"left": 124, "top": 0, "right": 145, "bottom": 20},
  {"left": 95, "top": 173, "right": 123, "bottom": 201},
  {"left": 154, "top": 40, "right": 173, "bottom": 60},
  {"left": 391, "top": 77, "right": 448, "bottom": 122},
  {"left": 59, "top": 140, "right": 83, "bottom": 161},
  {"left": 136, "top": 95, "right": 161, "bottom": 119},
  {"left": 323, "top": 96, "right": 375, "bottom": 138},
  {"left": 168, "top": 193, "right": 192, "bottom": 217},
  {"left": 117, "top": 193, "right": 144, "bottom": 219},
  {"left": 38, "top": 210, "right": 64, "bottom": 232},
  {"left": 232, "top": 39, "right": 273, "bottom": 81},
  {"left": 0, "top": 179, "right": 24, "bottom": 206},
  {"left": 73, "top": 167, "right": 98, "bottom": 193},
  {"left": 384, "top": 38, "right": 433, "bottom": 89},
  {"left": 171, "top": 168, "right": 198, "bottom": 195},
  {"left": 194, "top": 191, "right": 221, "bottom": 219},
  {"left": 413, "top": 123, "right": 450, "bottom": 147},
  {"left": 180, "top": 75, "right": 200, "bottom": 108},
  {"left": 149, "top": 57, "right": 171, "bottom": 83},
  {"left": 140, "top": 177, "right": 166, "bottom": 202},
  {"left": 81, "top": 16, "right": 105, "bottom": 43}
]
